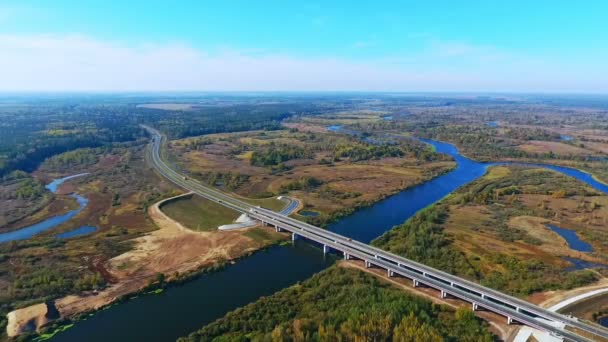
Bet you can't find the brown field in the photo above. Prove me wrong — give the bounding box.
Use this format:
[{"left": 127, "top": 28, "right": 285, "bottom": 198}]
[
  {"left": 583, "top": 141, "right": 608, "bottom": 154},
  {"left": 7, "top": 194, "right": 285, "bottom": 336},
  {"left": 183, "top": 148, "right": 451, "bottom": 215},
  {"left": 170, "top": 130, "right": 455, "bottom": 218},
  {"left": 445, "top": 206, "right": 570, "bottom": 272},
  {"left": 441, "top": 165, "right": 608, "bottom": 278},
  {"left": 518, "top": 140, "right": 595, "bottom": 156}
]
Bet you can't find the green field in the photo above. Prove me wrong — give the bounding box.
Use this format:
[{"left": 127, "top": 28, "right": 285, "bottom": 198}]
[
  {"left": 243, "top": 197, "right": 286, "bottom": 211},
  {"left": 161, "top": 195, "right": 240, "bottom": 231}
]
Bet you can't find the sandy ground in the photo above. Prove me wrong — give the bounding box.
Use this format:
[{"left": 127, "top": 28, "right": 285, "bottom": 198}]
[
  {"left": 533, "top": 278, "right": 608, "bottom": 309},
  {"left": 339, "top": 260, "right": 515, "bottom": 341},
  {"left": 7, "top": 193, "right": 274, "bottom": 337},
  {"left": 6, "top": 304, "right": 49, "bottom": 338},
  {"left": 511, "top": 278, "right": 608, "bottom": 342}
]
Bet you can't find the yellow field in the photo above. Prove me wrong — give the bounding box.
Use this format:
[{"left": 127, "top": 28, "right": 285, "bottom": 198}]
[{"left": 518, "top": 140, "right": 595, "bottom": 156}]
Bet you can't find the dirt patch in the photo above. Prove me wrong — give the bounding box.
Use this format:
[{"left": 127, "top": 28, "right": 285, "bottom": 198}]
[
  {"left": 7, "top": 193, "right": 283, "bottom": 336},
  {"left": 533, "top": 278, "right": 608, "bottom": 308},
  {"left": 6, "top": 303, "right": 49, "bottom": 337},
  {"left": 519, "top": 140, "right": 594, "bottom": 156}
]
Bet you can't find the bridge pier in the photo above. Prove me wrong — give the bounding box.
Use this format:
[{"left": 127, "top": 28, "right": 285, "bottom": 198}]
[
  {"left": 292, "top": 232, "right": 298, "bottom": 241},
  {"left": 387, "top": 270, "right": 395, "bottom": 277},
  {"left": 472, "top": 303, "right": 479, "bottom": 311},
  {"left": 440, "top": 290, "right": 448, "bottom": 299},
  {"left": 323, "top": 245, "right": 330, "bottom": 254},
  {"left": 365, "top": 260, "right": 372, "bottom": 268},
  {"left": 413, "top": 279, "right": 420, "bottom": 287},
  {"left": 344, "top": 252, "right": 350, "bottom": 260},
  {"left": 275, "top": 226, "right": 283, "bottom": 232},
  {"left": 507, "top": 316, "right": 514, "bottom": 325}
]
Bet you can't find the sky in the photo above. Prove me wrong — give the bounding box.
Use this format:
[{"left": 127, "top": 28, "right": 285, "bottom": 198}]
[{"left": 1, "top": 0, "right": 607, "bottom": 92}]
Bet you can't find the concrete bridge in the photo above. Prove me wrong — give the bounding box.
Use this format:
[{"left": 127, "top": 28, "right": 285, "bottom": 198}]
[{"left": 144, "top": 125, "right": 607, "bottom": 342}]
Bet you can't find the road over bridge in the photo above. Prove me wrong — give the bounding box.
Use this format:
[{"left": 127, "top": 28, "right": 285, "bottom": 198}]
[{"left": 144, "top": 125, "right": 608, "bottom": 342}]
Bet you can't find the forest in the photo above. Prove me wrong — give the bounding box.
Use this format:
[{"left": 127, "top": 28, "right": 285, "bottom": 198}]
[
  {"left": 180, "top": 267, "right": 494, "bottom": 342},
  {"left": 0, "top": 98, "right": 331, "bottom": 176}
]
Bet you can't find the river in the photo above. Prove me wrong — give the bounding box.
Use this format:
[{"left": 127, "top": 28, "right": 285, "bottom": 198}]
[
  {"left": 0, "top": 173, "right": 91, "bottom": 243},
  {"left": 51, "top": 139, "right": 608, "bottom": 341}
]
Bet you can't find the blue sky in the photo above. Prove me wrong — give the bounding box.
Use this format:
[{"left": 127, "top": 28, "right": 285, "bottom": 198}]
[{"left": 1, "top": 1, "right": 607, "bottom": 92}]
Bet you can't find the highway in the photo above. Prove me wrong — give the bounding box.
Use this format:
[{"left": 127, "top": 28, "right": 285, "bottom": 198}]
[{"left": 144, "top": 125, "right": 607, "bottom": 342}]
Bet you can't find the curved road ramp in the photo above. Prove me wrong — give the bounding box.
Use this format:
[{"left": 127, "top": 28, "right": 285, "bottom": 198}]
[
  {"left": 218, "top": 196, "right": 300, "bottom": 231},
  {"left": 143, "top": 125, "right": 608, "bottom": 342}
]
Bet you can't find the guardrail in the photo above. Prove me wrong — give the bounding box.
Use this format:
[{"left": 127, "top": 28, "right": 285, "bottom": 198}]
[{"left": 143, "top": 124, "right": 607, "bottom": 342}]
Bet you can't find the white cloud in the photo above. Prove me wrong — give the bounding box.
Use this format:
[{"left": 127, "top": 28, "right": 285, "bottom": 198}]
[{"left": 0, "top": 34, "right": 606, "bottom": 92}]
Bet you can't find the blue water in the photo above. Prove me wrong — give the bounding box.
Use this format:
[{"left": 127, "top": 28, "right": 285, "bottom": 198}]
[
  {"left": 600, "top": 316, "right": 608, "bottom": 327},
  {"left": 299, "top": 210, "right": 320, "bottom": 217},
  {"left": 517, "top": 163, "right": 608, "bottom": 193},
  {"left": 327, "top": 125, "right": 343, "bottom": 132},
  {"left": 46, "top": 173, "right": 89, "bottom": 193},
  {"left": 53, "top": 242, "right": 335, "bottom": 342},
  {"left": 546, "top": 224, "right": 593, "bottom": 252},
  {"left": 329, "top": 139, "right": 490, "bottom": 243},
  {"left": 563, "top": 257, "right": 608, "bottom": 271},
  {"left": 55, "top": 225, "right": 98, "bottom": 239},
  {"left": 561, "top": 135, "right": 573, "bottom": 141},
  {"left": 382, "top": 115, "right": 393, "bottom": 121},
  {"left": 50, "top": 137, "right": 608, "bottom": 341},
  {"left": 0, "top": 173, "right": 90, "bottom": 243},
  {"left": 487, "top": 121, "right": 499, "bottom": 127}
]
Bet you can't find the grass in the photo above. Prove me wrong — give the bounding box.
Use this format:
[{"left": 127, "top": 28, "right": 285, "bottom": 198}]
[
  {"left": 161, "top": 195, "right": 240, "bottom": 231},
  {"left": 243, "top": 197, "right": 286, "bottom": 211},
  {"left": 244, "top": 227, "right": 281, "bottom": 243}
]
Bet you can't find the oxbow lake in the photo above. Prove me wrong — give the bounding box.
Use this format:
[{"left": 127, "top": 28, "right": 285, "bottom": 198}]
[
  {"left": 0, "top": 174, "right": 94, "bottom": 243},
  {"left": 51, "top": 138, "right": 608, "bottom": 341}
]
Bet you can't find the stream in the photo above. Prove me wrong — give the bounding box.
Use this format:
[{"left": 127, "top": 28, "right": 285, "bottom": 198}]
[
  {"left": 51, "top": 137, "right": 608, "bottom": 341},
  {"left": 0, "top": 173, "right": 93, "bottom": 243}
]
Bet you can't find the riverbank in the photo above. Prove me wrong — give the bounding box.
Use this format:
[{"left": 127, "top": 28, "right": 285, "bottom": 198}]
[
  {"left": 6, "top": 193, "right": 284, "bottom": 337},
  {"left": 27, "top": 138, "right": 608, "bottom": 341},
  {"left": 339, "top": 261, "right": 514, "bottom": 340}
]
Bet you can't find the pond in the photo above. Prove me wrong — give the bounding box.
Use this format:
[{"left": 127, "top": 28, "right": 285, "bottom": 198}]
[
  {"left": 299, "top": 210, "right": 320, "bottom": 217},
  {"left": 55, "top": 225, "right": 98, "bottom": 239},
  {"left": 546, "top": 224, "right": 593, "bottom": 253},
  {"left": 50, "top": 137, "right": 608, "bottom": 341}
]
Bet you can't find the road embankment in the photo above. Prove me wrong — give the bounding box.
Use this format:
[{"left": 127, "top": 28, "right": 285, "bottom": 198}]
[{"left": 6, "top": 193, "right": 280, "bottom": 337}]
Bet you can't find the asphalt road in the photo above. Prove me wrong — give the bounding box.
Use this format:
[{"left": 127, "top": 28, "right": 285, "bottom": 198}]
[{"left": 143, "top": 125, "right": 607, "bottom": 342}]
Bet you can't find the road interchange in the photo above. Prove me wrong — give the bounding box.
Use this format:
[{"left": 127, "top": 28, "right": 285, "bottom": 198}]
[{"left": 144, "top": 125, "right": 608, "bottom": 342}]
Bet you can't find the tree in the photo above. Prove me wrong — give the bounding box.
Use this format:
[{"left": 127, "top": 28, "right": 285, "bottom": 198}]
[{"left": 393, "top": 313, "right": 442, "bottom": 342}]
